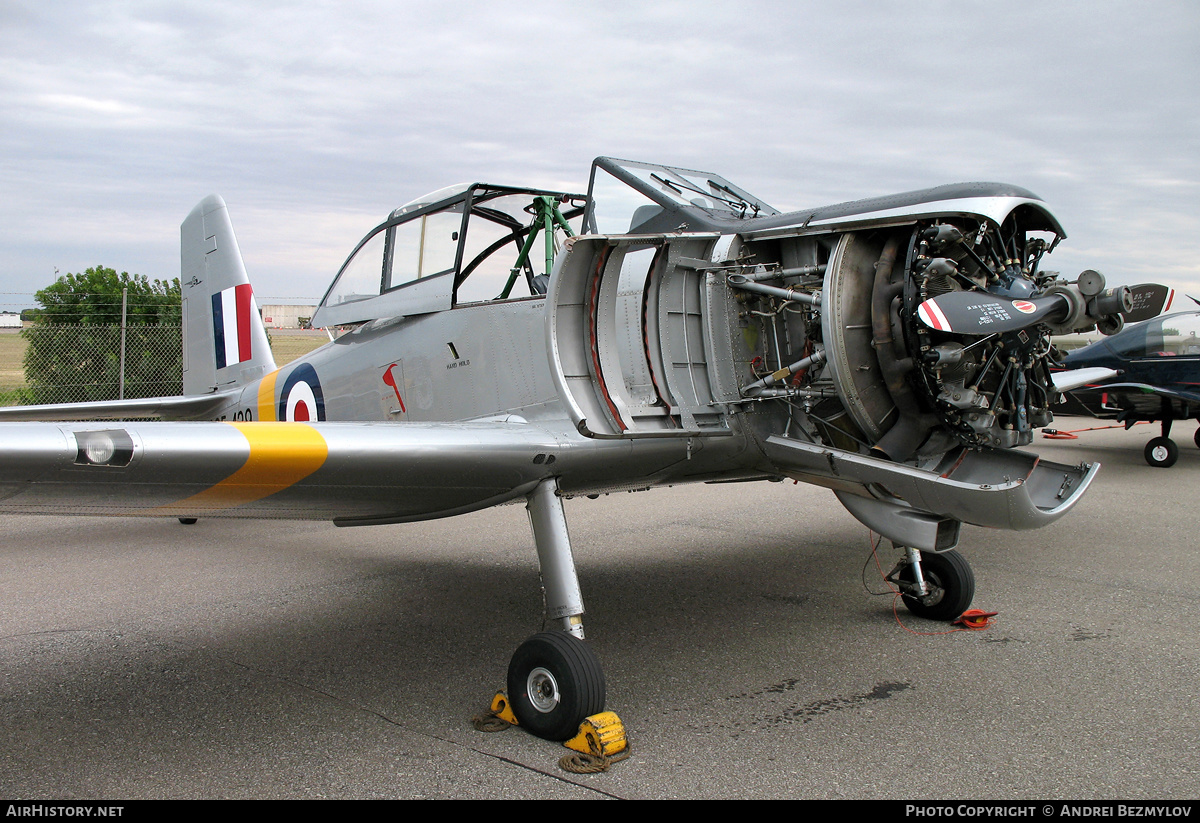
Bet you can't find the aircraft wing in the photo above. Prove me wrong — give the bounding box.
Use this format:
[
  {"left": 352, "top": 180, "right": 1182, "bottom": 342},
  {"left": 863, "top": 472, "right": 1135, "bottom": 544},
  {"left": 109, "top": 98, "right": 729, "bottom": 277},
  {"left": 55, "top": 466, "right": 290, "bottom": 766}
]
[
  {"left": 1051, "top": 367, "right": 1120, "bottom": 393},
  {"left": 0, "top": 419, "right": 597, "bottom": 526},
  {"left": 1074, "top": 382, "right": 1200, "bottom": 403},
  {"left": 0, "top": 393, "right": 231, "bottom": 422}
]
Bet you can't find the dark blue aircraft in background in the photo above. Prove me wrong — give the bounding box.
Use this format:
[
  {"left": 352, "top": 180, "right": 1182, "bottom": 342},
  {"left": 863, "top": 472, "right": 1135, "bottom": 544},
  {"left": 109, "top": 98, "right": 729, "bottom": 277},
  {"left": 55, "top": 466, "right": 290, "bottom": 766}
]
[{"left": 1059, "top": 293, "right": 1200, "bottom": 466}]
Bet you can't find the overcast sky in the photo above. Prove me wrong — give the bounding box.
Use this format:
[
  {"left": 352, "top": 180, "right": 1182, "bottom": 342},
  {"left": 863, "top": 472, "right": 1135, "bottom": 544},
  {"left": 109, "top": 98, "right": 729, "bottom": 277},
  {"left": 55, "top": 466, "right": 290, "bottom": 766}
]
[{"left": 2, "top": 0, "right": 1197, "bottom": 311}]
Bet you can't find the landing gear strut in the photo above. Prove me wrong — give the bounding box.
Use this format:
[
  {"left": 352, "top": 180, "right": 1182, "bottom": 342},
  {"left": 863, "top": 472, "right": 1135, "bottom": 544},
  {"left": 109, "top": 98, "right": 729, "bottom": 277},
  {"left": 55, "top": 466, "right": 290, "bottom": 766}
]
[
  {"left": 890, "top": 546, "right": 976, "bottom": 621},
  {"left": 505, "top": 478, "right": 607, "bottom": 741}
]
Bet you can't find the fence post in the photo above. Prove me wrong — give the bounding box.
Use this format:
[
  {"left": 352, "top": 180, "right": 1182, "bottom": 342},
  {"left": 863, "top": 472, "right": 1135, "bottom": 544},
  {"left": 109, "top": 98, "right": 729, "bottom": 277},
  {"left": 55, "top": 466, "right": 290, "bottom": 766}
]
[{"left": 118, "top": 287, "right": 127, "bottom": 400}]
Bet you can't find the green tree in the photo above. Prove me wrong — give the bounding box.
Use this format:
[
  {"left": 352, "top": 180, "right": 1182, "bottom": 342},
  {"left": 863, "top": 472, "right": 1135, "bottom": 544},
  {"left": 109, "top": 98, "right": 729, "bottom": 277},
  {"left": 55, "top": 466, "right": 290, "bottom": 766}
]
[{"left": 23, "top": 266, "right": 182, "bottom": 404}]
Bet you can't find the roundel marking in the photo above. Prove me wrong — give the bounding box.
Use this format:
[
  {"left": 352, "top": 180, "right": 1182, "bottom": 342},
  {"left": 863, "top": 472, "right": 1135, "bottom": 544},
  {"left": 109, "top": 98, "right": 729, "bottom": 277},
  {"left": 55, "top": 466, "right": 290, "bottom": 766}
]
[
  {"left": 1012, "top": 300, "right": 1036, "bottom": 314},
  {"left": 287, "top": 381, "right": 317, "bottom": 421},
  {"left": 278, "top": 363, "right": 325, "bottom": 422}
]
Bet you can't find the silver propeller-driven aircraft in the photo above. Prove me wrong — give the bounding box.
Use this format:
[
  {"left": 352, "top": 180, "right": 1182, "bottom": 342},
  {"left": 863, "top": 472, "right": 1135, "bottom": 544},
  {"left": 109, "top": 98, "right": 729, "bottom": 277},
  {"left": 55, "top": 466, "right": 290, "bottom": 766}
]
[{"left": 0, "top": 158, "right": 1133, "bottom": 740}]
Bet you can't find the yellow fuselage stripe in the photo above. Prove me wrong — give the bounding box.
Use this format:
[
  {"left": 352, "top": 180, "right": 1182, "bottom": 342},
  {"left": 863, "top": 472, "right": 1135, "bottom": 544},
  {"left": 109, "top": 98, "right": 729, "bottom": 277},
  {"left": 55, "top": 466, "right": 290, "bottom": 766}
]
[
  {"left": 257, "top": 369, "right": 280, "bottom": 421},
  {"left": 158, "top": 422, "right": 328, "bottom": 513}
]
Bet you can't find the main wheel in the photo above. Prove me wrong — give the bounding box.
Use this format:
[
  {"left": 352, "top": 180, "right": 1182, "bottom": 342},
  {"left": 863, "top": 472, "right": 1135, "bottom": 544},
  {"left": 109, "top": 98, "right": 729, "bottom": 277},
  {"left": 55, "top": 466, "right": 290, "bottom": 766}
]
[
  {"left": 898, "top": 549, "right": 975, "bottom": 621},
  {"left": 1192, "top": 426, "right": 1200, "bottom": 449},
  {"left": 1144, "top": 437, "right": 1178, "bottom": 468},
  {"left": 506, "top": 632, "right": 605, "bottom": 741}
]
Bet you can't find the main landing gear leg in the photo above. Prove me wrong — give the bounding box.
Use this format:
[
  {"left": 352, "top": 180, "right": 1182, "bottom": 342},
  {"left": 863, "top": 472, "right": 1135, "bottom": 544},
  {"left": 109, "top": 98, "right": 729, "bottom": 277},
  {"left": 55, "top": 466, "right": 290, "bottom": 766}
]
[
  {"left": 526, "top": 478, "right": 586, "bottom": 638},
  {"left": 503, "top": 478, "right": 606, "bottom": 741},
  {"left": 889, "top": 544, "right": 976, "bottom": 621}
]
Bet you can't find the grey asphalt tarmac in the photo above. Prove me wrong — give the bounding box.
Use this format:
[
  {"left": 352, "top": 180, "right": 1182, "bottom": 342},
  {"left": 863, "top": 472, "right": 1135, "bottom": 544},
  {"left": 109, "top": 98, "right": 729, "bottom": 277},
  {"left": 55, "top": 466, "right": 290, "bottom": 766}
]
[{"left": 1, "top": 419, "right": 1197, "bottom": 799}]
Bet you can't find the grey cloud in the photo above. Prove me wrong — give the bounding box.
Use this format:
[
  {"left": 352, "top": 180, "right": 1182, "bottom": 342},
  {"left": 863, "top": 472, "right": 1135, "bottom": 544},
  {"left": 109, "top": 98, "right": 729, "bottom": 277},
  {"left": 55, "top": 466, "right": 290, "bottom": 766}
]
[{"left": 1, "top": 0, "right": 1197, "bottom": 307}]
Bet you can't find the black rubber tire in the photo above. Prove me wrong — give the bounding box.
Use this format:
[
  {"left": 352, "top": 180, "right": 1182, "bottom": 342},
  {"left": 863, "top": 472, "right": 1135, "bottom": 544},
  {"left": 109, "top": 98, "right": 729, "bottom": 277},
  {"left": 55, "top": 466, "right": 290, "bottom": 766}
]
[
  {"left": 1192, "top": 426, "right": 1200, "bottom": 449},
  {"left": 506, "top": 632, "right": 605, "bottom": 741},
  {"left": 177, "top": 517, "right": 198, "bottom": 525},
  {"left": 899, "top": 549, "right": 975, "bottom": 621},
  {"left": 1144, "top": 437, "right": 1178, "bottom": 468}
]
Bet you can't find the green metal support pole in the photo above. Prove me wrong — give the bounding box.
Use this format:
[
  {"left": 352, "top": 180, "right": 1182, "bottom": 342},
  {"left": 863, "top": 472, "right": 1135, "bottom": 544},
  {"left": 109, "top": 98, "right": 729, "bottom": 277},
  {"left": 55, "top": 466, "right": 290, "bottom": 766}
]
[{"left": 498, "top": 196, "right": 575, "bottom": 300}]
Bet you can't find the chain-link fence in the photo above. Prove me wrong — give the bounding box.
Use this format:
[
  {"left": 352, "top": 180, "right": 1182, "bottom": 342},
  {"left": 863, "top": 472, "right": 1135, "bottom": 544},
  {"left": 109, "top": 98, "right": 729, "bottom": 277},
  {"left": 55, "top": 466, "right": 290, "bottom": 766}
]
[
  {"left": 0, "top": 326, "right": 331, "bottom": 407},
  {"left": 1, "top": 324, "right": 182, "bottom": 406}
]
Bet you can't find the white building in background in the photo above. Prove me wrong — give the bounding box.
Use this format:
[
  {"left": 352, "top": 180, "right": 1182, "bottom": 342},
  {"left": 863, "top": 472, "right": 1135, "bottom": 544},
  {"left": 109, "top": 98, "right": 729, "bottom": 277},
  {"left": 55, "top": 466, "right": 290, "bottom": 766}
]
[
  {"left": 260, "top": 305, "right": 317, "bottom": 329},
  {"left": 0, "top": 313, "right": 22, "bottom": 329}
]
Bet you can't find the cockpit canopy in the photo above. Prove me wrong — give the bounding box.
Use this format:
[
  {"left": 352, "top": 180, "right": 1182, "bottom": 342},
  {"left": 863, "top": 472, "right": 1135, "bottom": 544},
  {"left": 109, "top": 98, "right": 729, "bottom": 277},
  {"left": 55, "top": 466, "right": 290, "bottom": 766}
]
[
  {"left": 312, "top": 183, "right": 587, "bottom": 327},
  {"left": 313, "top": 157, "right": 1065, "bottom": 329},
  {"left": 1072, "top": 311, "right": 1200, "bottom": 363}
]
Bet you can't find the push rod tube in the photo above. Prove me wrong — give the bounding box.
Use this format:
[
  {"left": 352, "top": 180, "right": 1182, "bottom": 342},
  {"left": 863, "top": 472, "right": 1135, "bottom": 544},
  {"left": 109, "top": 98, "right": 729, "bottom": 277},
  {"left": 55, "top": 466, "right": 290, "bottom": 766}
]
[
  {"left": 727, "top": 274, "right": 821, "bottom": 307},
  {"left": 742, "top": 350, "right": 828, "bottom": 395}
]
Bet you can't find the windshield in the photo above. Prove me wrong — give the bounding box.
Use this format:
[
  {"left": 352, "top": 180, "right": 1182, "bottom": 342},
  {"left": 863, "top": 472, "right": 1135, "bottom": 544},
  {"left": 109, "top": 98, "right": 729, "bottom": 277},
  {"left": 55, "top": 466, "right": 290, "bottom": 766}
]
[{"left": 584, "top": 157, "right": 777, "bottom": 235}]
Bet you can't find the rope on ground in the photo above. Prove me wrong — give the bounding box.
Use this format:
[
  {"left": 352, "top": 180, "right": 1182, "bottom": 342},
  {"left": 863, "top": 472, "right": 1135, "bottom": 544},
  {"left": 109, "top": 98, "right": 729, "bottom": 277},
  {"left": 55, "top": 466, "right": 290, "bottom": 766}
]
[
  {"left": 471, "top": 710, "right": 512, "bottom": 733},
  {"left": 559, "top": 745, "right": 631, "bottom": 774}
]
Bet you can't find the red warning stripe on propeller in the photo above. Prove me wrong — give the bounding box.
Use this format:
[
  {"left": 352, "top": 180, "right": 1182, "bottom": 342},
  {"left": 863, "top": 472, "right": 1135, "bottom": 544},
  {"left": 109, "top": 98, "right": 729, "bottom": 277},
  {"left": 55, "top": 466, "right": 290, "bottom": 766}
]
[{"left": 917, "top": 299, "right": 952, "bottom": 331}]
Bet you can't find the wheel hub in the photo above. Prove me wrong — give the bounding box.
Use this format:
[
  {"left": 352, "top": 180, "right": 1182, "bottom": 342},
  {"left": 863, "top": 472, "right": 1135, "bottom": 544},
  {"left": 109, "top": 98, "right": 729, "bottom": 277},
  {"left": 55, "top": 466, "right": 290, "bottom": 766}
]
[
  {"left": 527, "top": 666, "right": 560, "bottom": 713},
  {"left": 918, "top": 573, "right": 946, "bottom": 606}
]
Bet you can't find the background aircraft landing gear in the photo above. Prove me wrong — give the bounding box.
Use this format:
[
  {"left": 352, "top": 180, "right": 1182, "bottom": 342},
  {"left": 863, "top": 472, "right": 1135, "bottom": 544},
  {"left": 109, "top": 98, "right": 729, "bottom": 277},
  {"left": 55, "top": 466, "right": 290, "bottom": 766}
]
[
  {"left": 1140, "top": 407, "right": 1182, "bottom": 468},
  {"left": 507, "top": 632, "right": 606, "bottom": 740},
  {"left": 893, "top": 548, "right": 975, "bottom": 621},
  {"left": 1145, "top": 437, "right": 1178, "bottom": 468}
]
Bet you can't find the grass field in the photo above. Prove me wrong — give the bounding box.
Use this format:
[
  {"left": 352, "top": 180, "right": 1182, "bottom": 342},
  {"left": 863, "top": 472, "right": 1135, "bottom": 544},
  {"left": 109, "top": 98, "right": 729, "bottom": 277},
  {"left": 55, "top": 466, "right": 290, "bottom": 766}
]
[
  {"left": 0, "top": 331, "right": 27, "bottom": 399},
  {"left": 0, "top": 328, "right": 330, "bottom": 405},
  {"left": 266, "top": 329, "right": 334, "bottom": 365}
]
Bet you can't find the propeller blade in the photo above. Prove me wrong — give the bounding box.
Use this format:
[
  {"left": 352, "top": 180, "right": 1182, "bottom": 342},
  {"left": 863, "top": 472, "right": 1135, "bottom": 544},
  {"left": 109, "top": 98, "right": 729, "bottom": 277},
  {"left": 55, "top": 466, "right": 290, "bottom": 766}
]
[
  {"left": 916, "top": 291, "right": 1067, "bottom": 335},
  {"left": 1123, "top": 283, "right": 1176, "bottom": 323}
]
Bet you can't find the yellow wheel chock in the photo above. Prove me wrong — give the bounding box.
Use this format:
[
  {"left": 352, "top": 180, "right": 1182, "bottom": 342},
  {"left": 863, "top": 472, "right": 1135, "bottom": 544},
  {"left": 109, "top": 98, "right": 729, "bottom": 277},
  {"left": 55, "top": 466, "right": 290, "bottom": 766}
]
[
  {"left": 563, "top": 711, "right": 627, "bottom": 758},
  {"left": 487, "top": 692, "right": 627, "bottom": 758},
  {"left": 489, "top": 691, "right": 519, "bottom": 726}
]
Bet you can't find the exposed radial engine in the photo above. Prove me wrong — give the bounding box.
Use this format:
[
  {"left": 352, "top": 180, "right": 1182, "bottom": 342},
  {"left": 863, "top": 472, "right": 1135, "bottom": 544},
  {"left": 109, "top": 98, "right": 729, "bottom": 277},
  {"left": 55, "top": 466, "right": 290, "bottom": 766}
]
[{"left": 725, "top": 210, "right": 1128, "bottom": 463}]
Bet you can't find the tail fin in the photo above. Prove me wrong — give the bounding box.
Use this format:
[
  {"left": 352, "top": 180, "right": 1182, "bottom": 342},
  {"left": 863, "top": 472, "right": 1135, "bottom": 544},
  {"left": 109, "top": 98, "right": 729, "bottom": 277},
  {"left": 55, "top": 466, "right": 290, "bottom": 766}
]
[{"left": 180, "top": 195, "right": 276, "bottom": 396}]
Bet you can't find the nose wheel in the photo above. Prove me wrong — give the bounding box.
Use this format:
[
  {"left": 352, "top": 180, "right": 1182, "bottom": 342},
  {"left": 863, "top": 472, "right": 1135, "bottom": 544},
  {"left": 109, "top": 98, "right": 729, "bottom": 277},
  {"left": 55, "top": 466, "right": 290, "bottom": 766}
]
[
  {"left": 507, "top": 632, "right": 606, "bottom": 741},
  {"left": 894, "top": 548, "right": 976, "bottom": 621}
]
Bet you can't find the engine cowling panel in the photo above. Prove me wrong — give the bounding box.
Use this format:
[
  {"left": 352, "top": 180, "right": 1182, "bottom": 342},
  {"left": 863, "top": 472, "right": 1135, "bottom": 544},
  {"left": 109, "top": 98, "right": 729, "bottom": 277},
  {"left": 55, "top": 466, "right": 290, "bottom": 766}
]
[{"left": 547, "top": 192, "right": 1121, "bottom": 549}]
